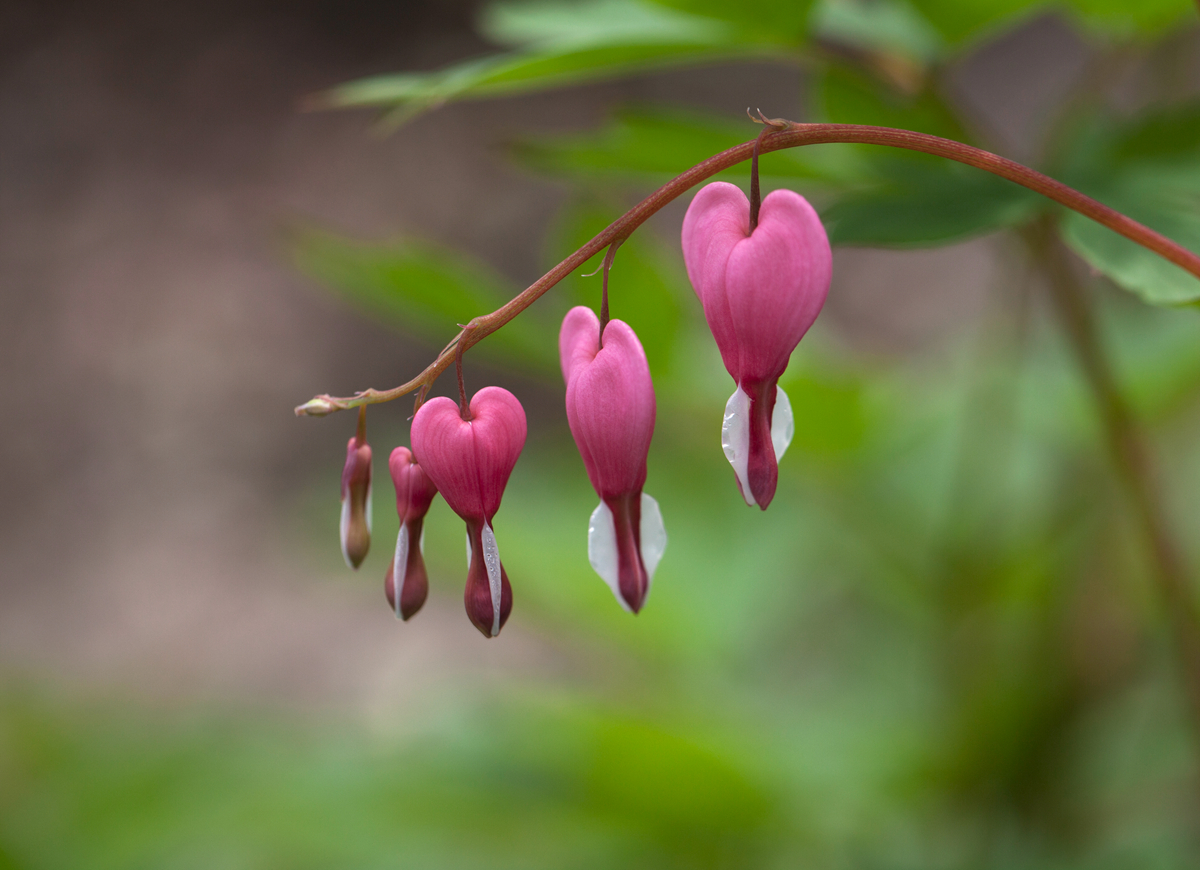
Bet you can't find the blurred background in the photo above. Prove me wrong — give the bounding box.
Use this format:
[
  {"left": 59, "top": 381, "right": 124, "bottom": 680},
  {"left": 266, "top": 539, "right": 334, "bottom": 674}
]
[{"left": 3, "top": 0, "right": 1200, "bottom": 866}]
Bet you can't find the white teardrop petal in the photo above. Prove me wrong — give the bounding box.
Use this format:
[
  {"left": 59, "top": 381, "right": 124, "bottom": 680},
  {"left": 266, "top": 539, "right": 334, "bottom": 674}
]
[
  {"left": 587, "top": 501, "right": 631, "bottom": 613},
  {"left": 465, "top": 531, "right": 472, "bottom": 567},
  {"left": 481, "top": 521, "right": 503, "bottom": 637},
  {"left": 772, "top": 385, "right": 794, "bottom": 464},
  {"left": 639, "top": 493, "right": 667, "bottom": 597},
  {"left": 392, "top": 525, "right": 409, "bottom": 620},
  {"left": 339, "top": 497, "right": 353, "bottom": 568},
  {"left": 365, "top": 480, "right": 373, "bottom": 534},
  {"left": 721, "top": 386, "right": 755, "bottom": 506},
  {"left": 419, "top": 525, "right": 426, "bottom": 554}
]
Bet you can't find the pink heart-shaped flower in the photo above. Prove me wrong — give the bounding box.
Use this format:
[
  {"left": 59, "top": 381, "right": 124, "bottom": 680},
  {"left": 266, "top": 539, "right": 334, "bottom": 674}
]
[
  {"left": 559, "top": 306, "right": 665, "bottom": 613},
  {"left": 411, "top": 387, "right": 526, "bottom": 637},
  {"left": 682, "top": 181, "right": 831, "bottom": 509}
]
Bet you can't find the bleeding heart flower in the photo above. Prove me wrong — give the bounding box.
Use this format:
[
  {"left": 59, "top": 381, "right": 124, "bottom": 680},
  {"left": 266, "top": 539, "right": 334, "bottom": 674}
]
[
  {"left": 681, "top": 181, "right": 831, "bottom": 509},
  {"left": 410, "top": 387, "right": 526, "bottom": 637},
  {"left": 560, "top": 306, "right": 666, "bottom": 613},
  {"left": 340, "top": 419, "right": 372, "bottom": 569},
  {"left": 384, "top": 446, "right": 438, "bottom": 621}
]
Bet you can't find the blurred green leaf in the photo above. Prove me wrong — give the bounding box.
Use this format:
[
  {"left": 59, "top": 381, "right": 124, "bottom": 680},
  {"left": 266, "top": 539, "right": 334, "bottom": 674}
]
[
  {"left": 811, "top": 0, "right": 945, "bottom": 65},
  {"left": 645, "top": 0, "right": 817, "bottom": 40},
  {"left": 313, "top": 0, "right": 791, "bottom": 122},
  {"left": 815, "top": 62, "right": 966, "bottom": 140},
  {"left": 1057, "top": 103, "right": 1200, "bottom": 305},
  {"left": 548, "top": 199, "right": 685, "bottom": 375},
  {"left": 290, "top": 226, "right": 557, "bottom": 369},
  {"left": 481, "top": 0, "right": 736, "bottom": 45},
  {"left": 904, "top": 0, "right": 1045, "bottom": 47},
  {"left": 1061, "top": 180, "right": 1200, "bottom": 306},
  {"left": 1063, "top": 0, "right": 1195, "bottom": 38},
  {"left": 513, "top": 105, "right": 868, "bottom": 186},
  {"left": 822, "top": 158, "right": 1042, "bottom": 246}
]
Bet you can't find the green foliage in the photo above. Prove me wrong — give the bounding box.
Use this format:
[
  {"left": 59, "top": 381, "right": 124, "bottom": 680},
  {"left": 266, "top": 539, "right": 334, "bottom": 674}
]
[
  {"left": 810, "top": 0, "right": 944, "bottom": 66},
  {"left": 314, "top": 0, "right": 792, "bottom": 123},
  {"left": 814, "top": 62, "right": 966, "bottom": 140},
  {"left": 512, "top": 105, "right": 863, "bottom": 186},
  {"left": 1063, "top": 0, "right": 1195, "bottom": 38},
  {"left": 822, "top": 157, "right": 1043, "bottom": 246},
  {"left": 289, "top": 226, "right": 557, "bottom": 369},
  {"left": 644, "top": 0, "right": 817, "bottom": 41},
  {"left": 1059, "top": 103, "right": 1200, "bottom": 305}
]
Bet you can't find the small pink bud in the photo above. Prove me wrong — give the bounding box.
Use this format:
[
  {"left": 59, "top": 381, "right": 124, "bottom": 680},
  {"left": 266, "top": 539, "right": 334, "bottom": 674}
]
[
  {"left": 410, "top": 387, "right": 526, "bottom": 638},
  {"left": 559, "top": 306, "right": 666, "bottom": 613},
  {"left": 681, "top": 181, "right": 831, "bottom": 509},
  {"left": 384, "top": 447, "right": 438, "bottom": 621},
  {"left": 340, "top": 429, "right": 372, "bottom": 569}
]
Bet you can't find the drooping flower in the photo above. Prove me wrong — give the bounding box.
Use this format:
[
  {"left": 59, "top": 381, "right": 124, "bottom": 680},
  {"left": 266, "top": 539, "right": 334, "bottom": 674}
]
[
  {"left": 384, "top": 446, "right": 438, "bottom": 621},
  {"left": 339, "top": 414, "right": 372, "bottom": 569},
  {"left": 681, "top": 181, "right": 831, "bottom": 509},
  {"left": 410, "top": 387, "right": 526, "bottom": 638},
  {"left": 559, "top": 306, "right": 666, "bottom": 613}
]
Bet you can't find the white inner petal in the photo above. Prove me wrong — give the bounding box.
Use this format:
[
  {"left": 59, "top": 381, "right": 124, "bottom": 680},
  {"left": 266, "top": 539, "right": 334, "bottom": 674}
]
[
  {"left": 339, "top": 497, "right": 353, "bottom": 568},
  {"left": 721, "top": 386, "right": 755, "bottom": 506},
  {"left": 772, "top": 385, "right": 794, "bottom": 463},
  {"left": 639, "top": 493, "right": 667, "bottom": 601},
  {"left": 392, "top": 525, "right": 409, "bottom": 620},
  {"left": 481, "top": 521, "right": 503, "bottom": 637},
  {"left": 587, "top": 501, "right": 629, "bottom": 613},
  {"left": 465, "top": 531, "right": 472, "bottom": 567},
  {"left": 365, "top": 480, "right": 373, "bottom": 534},
  {"left": 419, "top": 525, "right": 426, "bottom": 554}
]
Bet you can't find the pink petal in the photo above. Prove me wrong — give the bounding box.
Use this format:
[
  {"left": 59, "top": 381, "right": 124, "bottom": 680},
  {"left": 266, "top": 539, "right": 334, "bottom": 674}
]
[
  {"left": 560, "top": 308, "right": 655, "bottom": 499},
  {"left": 410, "top": 387, "right": 526, "bottom": 522}
]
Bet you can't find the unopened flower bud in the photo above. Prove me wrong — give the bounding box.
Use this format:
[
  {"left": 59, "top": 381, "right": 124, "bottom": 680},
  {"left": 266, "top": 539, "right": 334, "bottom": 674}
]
[
  {"left": 411, "top": 387, "right": 526, "bottom": 638},
  {"left": 296, "top": 397, "right": 338, "bottom": 417},
  {"left": 682, "top": 182, "right": 831, "bottom": 509},
  {"left": 340, "top": 412, "right": 372, "bottom": 569},
  {"left": 384, "top": 446, "right": 438, "bottom": 621}
]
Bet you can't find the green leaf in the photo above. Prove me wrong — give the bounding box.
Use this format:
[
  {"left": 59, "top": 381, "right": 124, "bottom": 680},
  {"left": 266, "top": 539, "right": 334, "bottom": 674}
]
[
  {"left": 1061, "top": 176, "right": 1200, "bottom": 306},
  {"left": 513, "top": 105, "right": 868, "bottom": 187},
  {"left": 644, "top": 0, "right": 817, "bottom": 40},
  {"left": 1063, "top": 0, "right": 1194, "bottom": 39},
  {"left": 548, "top": 199, "right": 685, "bottom": 376},
  {"left": 1055, "top": 102, "right": 1200, "bottom": 305},
  {"left": 823, "top": 158, "right": 1042, "bottom": 246},
  {"left": 289, "top": 226, "right": 557, "bottom": 369},
  {"left": 480, "top": 0, "right": 737, "bottom": 46},
  {"left": 811, "top": 0, "right": 945, "bottom": 65},
  {"left": 312, "top": 0, "right": 791, "bottom": 122},
  {"left": 815, "top": 62, "right": 966, "bottom": 140},
  {"left": 904, "top": 0, "right": 1045, "bottom": 47}
]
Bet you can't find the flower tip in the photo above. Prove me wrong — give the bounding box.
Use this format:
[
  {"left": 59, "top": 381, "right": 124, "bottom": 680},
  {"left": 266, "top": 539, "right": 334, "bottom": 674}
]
[{"left": 296, "top": 397, "right": 338, "bottom": 417}]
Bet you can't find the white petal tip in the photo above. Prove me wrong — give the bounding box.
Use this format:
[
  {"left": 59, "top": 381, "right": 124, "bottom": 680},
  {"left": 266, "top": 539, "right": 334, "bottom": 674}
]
[{"left": 721, "top": 386, "right": 756, "bottom": 506}]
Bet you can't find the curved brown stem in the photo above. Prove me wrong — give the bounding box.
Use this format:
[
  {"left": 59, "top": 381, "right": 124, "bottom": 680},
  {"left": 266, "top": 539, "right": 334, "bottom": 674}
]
[{"left": 296, "top": 121, "right": 1200, "bottom": 416}]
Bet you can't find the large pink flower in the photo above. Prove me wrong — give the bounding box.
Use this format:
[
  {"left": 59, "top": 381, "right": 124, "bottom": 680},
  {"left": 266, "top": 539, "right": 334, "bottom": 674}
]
[
  {"left": 411, "top": 387, "right": 526, "bottom": 638},
  {"left": 559, "top": 306, "right": 666, "bottom": 613},
  {"left": 681, "top": 181, "right": 831, "bottom": 509},
  {"left": 384, "top": 446, "right": 438, "bottom": 621}
]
